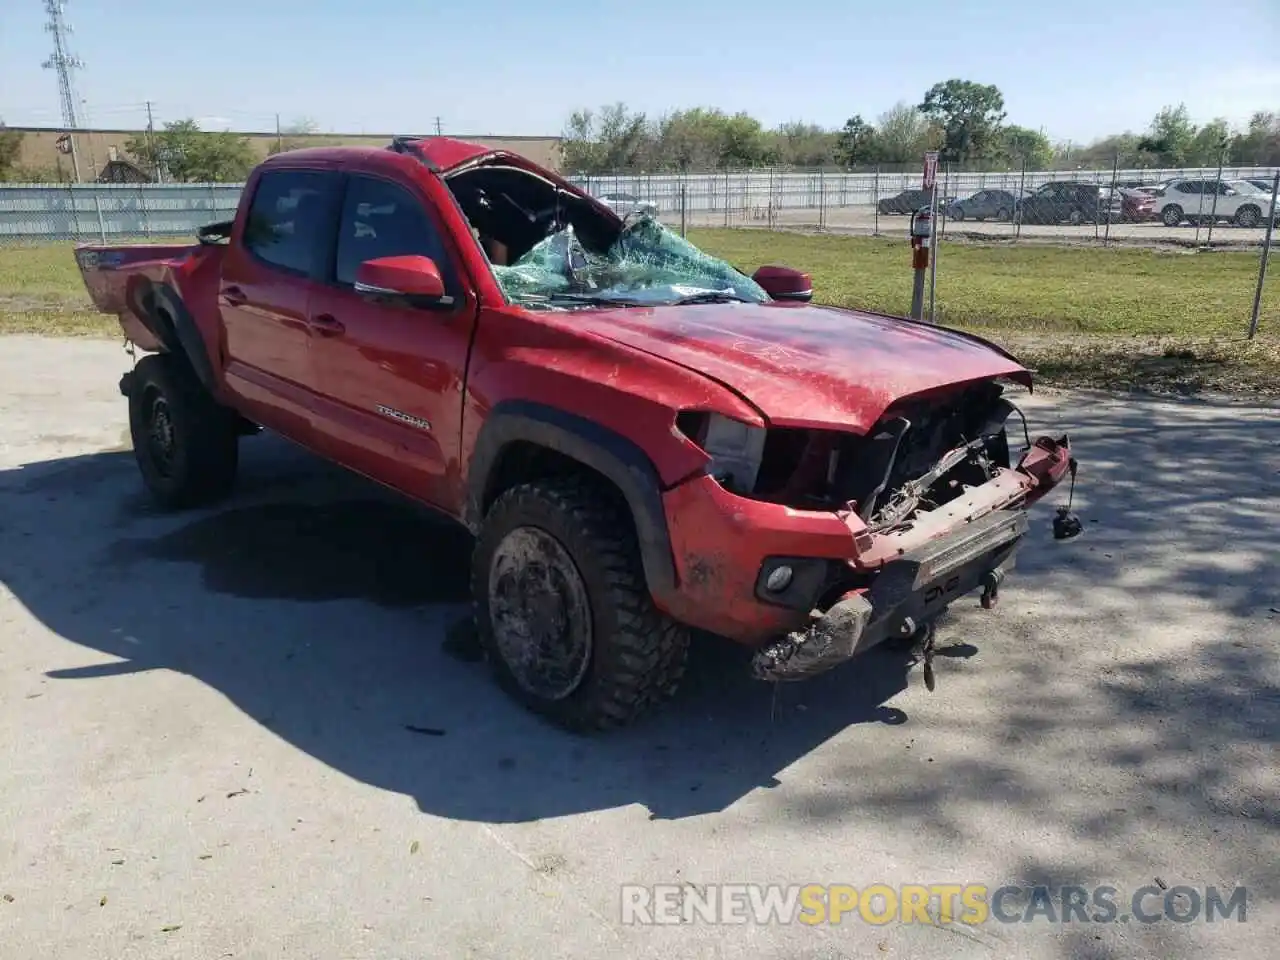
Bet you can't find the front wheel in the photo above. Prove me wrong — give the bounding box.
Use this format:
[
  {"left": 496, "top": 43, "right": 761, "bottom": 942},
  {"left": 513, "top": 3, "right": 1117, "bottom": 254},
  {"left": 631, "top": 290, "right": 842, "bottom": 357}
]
[
  {"left": 471, "top": 478, "right": 690, "bottom": 732},
  {"left": 127, "top": 353, "right": 239, "bottom": 509},
  {"left": 950, "top": 207, "right": 965, "bottom": 221},
  {"left": 1161, "top": 204, "right": 1184, "bottom": 227},
  {"left": 1235, "top": 205, "right": 1261, "bottom": 228}
]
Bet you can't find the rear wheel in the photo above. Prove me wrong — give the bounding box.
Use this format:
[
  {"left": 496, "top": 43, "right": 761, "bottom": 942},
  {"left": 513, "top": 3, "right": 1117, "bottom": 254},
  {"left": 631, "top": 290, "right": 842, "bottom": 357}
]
[
  {"left": 996, "top": 206, "right": 1010, "bottom": 221},
  {"left": 471, "top": 477, "right": 690, "bottom": 732},
  {"left": 1066, "top": 207, "right": 1084, "bottom": 226},
  {"left": 127, "top": 353, "right": 239, "bottom": 509}
]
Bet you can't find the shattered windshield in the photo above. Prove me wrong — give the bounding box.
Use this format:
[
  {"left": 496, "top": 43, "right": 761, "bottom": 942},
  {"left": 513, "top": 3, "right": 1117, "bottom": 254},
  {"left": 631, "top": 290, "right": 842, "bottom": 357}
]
[{"left": 490, "top": 214, "right": 769, "bottom": 308}]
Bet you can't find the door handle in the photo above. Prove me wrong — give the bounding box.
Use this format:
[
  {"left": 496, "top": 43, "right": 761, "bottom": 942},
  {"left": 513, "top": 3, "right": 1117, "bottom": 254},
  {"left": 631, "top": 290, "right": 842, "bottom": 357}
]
[
  {"left": 223, "top": 285, "right": 247, "bottom": 305},
  {"left": 310, "top": 314, "right": 345, "bottom": 337}
]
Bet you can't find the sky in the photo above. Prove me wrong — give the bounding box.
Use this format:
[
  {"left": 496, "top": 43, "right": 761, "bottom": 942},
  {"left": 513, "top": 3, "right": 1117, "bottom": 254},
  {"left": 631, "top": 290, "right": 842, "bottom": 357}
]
[{"left": 1, "top": 0, "right": 1277, "bottom": 145}]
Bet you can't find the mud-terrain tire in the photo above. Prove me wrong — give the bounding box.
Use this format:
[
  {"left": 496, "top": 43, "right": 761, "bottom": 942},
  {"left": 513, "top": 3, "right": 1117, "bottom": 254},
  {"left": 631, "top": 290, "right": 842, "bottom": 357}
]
[
  {"left": 471, "top": 478, "right": 690, "bottom": 732},
  {"left": 127, "top": 353, "right": 239, "bottom": 509}
]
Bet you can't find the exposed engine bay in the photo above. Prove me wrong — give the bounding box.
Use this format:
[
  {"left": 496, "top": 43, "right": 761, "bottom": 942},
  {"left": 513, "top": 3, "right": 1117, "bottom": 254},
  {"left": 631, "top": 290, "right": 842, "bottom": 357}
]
[{"left": 677, "top": 378, "right": 1032, "bottom": 534}]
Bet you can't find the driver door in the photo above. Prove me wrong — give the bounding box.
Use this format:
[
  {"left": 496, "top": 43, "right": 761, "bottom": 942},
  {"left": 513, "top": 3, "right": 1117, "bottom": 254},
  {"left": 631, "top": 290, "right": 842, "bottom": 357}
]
[{"left": 306, "top": 170, "right": 478, "bottom": 508}]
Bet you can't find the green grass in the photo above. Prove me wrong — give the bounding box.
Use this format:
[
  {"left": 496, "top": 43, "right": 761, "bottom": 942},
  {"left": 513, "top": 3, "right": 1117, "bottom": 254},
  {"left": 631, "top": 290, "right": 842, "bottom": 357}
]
[
  {"left": 688, "top": 228, "right": 1277, "bottom": 337},
  {"left": 0, "top": 242, "right": 117, "bottom": 336},
  {"left": 3, "top": 232, "right": 1278, "bottom": 395}
]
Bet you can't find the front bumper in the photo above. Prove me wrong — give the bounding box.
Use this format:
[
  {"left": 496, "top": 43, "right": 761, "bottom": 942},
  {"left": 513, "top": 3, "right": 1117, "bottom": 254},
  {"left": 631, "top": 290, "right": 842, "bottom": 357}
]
[
  {"left": 750, "top": 508, "right": 1026, "bottom": 681},
  {"left": 655, "top": 435, "right": 1072, "bottom": 651}
]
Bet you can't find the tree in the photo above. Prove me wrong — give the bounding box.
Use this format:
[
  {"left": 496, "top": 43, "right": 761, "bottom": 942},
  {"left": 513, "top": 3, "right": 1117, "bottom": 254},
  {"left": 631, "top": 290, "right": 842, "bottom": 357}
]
[
  {"left": 918, "top": 79, "right": 1006, "bottom": 164},
  {"left": 1230, "top": 111, "right": 1280, "bottom": 166},
  {"left": 1136, "top": 104, "right": 1197, "bottom": 166},
  {"left": 1187, "top": 118, "right": 1231, "bottom": 167},
  {"left": 769, "top": 121, "right": 836, "bottom": 167},
  {"left": 835, "top": 115, "right": 877, "bottom": 167},
  {"left": 125, "top": 119, "right": 255, "bottom": 182},
  {"left": 874, "top": 102, "right": 941, "bottom": 164},
  {"left": 0, "top": 123, "right": 24, "bottom": 181},
  {"left": 560, "top": 108, "right": 604, "bottom": 173},
  {"left": 999, "top": 125, "right": 1054, "bottom": 170},
  {"left": 269, "top": 117, "right": 331, "bottom": 155},
  {"left": 560, "top": 103, "right": 651, "bottom": 173}
]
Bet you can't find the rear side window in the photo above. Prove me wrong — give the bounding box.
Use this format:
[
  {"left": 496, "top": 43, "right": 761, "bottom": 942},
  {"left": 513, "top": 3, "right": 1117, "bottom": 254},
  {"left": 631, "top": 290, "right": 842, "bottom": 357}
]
[
  {"left": 334, "top": 175, "right": 454, "bottom": 289},
  {"left": 242, "top": 169, "right": 336, "bottom": 276}
]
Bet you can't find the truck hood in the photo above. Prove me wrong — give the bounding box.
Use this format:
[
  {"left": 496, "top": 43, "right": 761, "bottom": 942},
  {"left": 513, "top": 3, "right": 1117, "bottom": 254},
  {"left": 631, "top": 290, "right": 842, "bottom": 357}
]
[{"left": 569, "top": 301, "right": 1030, "bottom": 432}]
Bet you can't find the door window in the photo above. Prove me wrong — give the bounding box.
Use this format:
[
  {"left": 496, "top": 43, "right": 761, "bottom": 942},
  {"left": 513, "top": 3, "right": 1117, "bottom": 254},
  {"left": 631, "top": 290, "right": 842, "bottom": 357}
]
[
  {"left": 242, "top": 169, "right": 336, "bottom": 276},
  {"left": 334, "top": 175, "right": 455, "bottom": 290}
]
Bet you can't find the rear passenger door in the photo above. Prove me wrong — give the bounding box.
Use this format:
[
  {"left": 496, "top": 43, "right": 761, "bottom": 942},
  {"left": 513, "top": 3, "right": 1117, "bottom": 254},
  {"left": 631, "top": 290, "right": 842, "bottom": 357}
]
[{"left": 219, "top": 166, "right": 342, "bottom": 443}]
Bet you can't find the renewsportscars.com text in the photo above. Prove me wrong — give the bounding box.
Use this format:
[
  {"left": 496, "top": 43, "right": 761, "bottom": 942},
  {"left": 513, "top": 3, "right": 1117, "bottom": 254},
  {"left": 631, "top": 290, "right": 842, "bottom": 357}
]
[{"left": 620, "top": 883, "right": 1248, "bottom": 926}]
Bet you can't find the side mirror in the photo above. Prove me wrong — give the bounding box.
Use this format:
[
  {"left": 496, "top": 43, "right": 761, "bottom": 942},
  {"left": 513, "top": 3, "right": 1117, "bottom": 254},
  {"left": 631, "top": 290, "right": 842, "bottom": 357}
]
[
  {"left": 354, "top": 255, "right": 452, "bottom": 307},
  {"left": 753, "top": 265, "right": 812, "bottom": 302}
]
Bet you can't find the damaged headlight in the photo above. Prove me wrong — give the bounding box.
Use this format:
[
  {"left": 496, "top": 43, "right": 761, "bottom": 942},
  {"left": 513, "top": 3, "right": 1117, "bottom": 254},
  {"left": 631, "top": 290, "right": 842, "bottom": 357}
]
[{"left": 675, "top": 411, "right": 767, "bottom": 494}]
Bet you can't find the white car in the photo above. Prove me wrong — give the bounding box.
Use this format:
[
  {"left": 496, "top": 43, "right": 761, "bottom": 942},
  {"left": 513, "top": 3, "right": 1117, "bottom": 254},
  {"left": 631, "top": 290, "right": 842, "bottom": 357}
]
[
  {"left": 594, "top": 191, "right": 658, "bottom": 218},
  {"left": 1152, "top": 178, "right": 1278, "bottom": 228}
]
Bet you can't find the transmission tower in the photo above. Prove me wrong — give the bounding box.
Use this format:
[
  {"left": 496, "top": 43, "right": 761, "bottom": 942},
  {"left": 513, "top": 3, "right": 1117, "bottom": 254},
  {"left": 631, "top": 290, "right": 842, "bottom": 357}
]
[
  {"left": 42, "top": 0, "right": 84, "bottom": 128},
  {"left": 41, "top": 0, "right": 85, "bottom": 179}
]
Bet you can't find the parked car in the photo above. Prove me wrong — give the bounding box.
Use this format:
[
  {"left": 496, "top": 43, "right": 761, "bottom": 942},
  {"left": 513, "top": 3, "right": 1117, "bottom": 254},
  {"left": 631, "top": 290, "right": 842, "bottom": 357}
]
[
  {"left": 877, "top": 189, "right": 956, "bottom": 215},
  {"left": 594, "top": 191, "right": 658, "bottom": 218},
  {"left": 73, "top": 136, "right": 1074, "bottom": 731},
  {"left": 1151, "top": 178, "right": 1278, "bottom": 228},
  {"left": 1015, "top": 182, "right": 1105, "bottom": 225},
  {"left": 944, "top": 189, "right": 1021, "bottom": 222},
  {"left": 1099, "top": 186, "right": 1156, "bottom": 222}
]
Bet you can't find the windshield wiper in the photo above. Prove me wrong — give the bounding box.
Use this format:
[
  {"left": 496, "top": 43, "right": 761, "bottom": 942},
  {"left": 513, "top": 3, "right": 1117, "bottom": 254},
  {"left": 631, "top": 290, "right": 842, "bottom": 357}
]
[
  {"left": 515, "top": 291, "right": 644, "bottom": 308},
  {"left": 671, "top": 291, "right": 752, "bottom": 305}
]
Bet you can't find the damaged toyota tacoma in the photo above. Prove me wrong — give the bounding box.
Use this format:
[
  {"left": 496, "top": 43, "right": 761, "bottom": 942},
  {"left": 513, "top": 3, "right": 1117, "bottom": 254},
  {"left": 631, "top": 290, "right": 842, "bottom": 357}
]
[{"left": 75, "top": 136, "right": 1076, "bottom": 732}]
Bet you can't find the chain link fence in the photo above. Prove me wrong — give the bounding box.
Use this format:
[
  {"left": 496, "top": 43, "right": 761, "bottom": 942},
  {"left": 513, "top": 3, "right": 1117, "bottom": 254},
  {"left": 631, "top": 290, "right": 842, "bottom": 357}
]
[
  {"left": 1, "top": 162, "right": 1277, "bottom": 247},
  {"left": 567, "top": 162, "right": 1280, "bottom": 249}
]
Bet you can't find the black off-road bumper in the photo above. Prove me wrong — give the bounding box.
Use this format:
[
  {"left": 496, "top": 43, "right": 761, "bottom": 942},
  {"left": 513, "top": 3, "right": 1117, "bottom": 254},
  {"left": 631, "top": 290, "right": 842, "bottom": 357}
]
[{"left": 751, "top": 509, "right": 1028, "bottom": 681}]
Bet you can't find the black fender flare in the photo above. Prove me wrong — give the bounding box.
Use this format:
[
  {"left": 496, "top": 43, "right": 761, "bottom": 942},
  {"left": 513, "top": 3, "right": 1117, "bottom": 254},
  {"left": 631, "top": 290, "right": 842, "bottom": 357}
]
[
  {"left": 465, "top": 400, "right": 678, "bottom": 601},
  {"left": 126, "top": 279, "right": 218, "bottom": 395}
]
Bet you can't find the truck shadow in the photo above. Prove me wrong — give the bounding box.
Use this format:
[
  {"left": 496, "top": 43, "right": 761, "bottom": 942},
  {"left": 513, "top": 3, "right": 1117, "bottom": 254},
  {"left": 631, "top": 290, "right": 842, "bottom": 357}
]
[{"left": 1, "top": 433, "right": 920, "bottom": 823}]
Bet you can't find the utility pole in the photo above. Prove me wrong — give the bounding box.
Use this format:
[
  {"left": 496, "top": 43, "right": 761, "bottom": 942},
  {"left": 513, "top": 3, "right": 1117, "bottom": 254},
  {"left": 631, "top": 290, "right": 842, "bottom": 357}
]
[
  {"left": 145, "top": 99, "right": 161, "bottom": 182},
  {"left": 275, "top": 113, "right": 282, "bottom": 153},
  {"left": 434, "top": 116, "right": 442, "bottom": 136},
  {"left": 41, "top": 0, "right": 85, "bottom": 182}
]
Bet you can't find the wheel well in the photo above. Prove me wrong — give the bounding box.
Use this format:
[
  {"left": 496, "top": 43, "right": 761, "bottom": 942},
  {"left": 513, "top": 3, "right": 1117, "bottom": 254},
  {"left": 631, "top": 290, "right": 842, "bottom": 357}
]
[{"left": 481, "top": 441, "right": 629, "bottom": 518}]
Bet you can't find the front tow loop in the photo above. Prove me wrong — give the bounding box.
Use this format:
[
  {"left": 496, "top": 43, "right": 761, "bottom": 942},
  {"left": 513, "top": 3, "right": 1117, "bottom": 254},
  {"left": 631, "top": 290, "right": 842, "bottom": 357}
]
[{"left": 907, "top": 619, "right": 939, "bottom": 692}]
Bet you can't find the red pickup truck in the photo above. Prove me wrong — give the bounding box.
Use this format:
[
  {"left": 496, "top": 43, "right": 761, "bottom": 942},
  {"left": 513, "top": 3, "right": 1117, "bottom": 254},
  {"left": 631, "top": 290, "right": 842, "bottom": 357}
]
[{"left": 76, "top": 136, "right": 1075, "bottom": 731}]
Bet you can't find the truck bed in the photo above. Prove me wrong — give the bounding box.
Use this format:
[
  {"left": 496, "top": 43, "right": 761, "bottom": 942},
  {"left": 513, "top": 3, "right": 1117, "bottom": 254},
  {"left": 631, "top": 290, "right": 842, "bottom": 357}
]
[{"left": 74, "top": 240, "right": 224, "bottom": 351}]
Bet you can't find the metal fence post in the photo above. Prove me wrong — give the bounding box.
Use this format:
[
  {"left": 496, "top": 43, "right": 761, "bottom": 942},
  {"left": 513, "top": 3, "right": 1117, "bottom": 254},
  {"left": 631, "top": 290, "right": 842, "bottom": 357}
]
[
  {"left": 1248, "top": 172, "right": 1279, "bottom": 339},
  {"left": 680, "top": 177, "right": 687, "bottom": 237},
  {"left": 94, "top": 189, "right": 107, "bottom": 243},
  {"left": 873, "top": 165, "right": 880, "bottom": 236},
  {"left": 1205, "top": 145, "right": 1226, "bottom": 247},
  {"left": 1015, "top": 160, "right": 1027, "bottom": 241},
  {"left": 939, "top": 161, "right": 951, "bottom": 240},
  {"left": 767, "top": 166, "right": 775, "bottom": 230},
  {"left": 1103, "top": 154, "right": 1118, "bottom": 246},
  {"left": 724, "top": 169, "right": 730, "bottom": 227},
  {"left": 819, "top": 167, "right": 826, "bottom": 231}
]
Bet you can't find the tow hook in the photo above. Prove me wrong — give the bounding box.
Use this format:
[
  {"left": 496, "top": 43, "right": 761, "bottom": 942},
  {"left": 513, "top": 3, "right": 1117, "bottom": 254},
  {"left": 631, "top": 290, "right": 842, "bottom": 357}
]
[
  {"left": 906, "top": 619, "right": 938, "bottom": 692},
  {"left": 979, "top": 568, "right": 1003, "bottom": 610}
]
